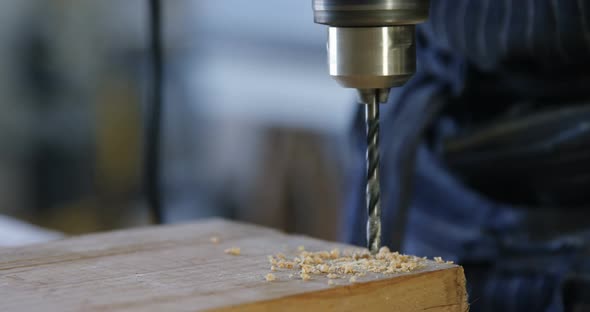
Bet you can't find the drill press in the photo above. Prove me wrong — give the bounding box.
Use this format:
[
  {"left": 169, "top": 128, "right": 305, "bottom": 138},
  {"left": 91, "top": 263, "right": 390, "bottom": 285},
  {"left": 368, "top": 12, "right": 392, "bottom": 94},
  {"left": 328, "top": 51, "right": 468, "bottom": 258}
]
[{"left": 312, "top": 0, "right": 429, "bottom": 253}]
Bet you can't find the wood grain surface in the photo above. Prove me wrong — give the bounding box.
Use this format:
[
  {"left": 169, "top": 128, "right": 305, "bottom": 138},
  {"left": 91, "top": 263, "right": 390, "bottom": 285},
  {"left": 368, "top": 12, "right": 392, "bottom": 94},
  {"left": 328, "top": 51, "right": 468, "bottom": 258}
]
[{"left": 0, "top": 219, "right": 468, "bottom": 311}]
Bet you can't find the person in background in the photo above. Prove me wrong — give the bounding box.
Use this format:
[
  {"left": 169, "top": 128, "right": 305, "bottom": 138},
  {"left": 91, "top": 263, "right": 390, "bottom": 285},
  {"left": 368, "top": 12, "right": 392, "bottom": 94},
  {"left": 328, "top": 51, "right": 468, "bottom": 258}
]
[{"left": 347, "top": 1, "right": 590, "bottom": 311}]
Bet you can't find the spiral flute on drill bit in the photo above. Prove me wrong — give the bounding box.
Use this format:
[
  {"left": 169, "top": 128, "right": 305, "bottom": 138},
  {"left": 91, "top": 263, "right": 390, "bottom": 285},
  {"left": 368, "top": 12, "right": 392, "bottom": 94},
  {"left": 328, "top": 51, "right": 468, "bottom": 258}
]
[{"left": 365, "top": 100, "right": 382, "bottom": 254}]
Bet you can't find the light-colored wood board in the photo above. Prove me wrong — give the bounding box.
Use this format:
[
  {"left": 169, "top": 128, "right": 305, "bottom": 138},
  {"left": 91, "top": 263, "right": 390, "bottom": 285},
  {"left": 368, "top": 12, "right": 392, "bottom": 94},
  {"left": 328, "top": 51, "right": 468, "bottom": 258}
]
[{"left": 0, "top": 219, "right": 468, "bottom": 312}]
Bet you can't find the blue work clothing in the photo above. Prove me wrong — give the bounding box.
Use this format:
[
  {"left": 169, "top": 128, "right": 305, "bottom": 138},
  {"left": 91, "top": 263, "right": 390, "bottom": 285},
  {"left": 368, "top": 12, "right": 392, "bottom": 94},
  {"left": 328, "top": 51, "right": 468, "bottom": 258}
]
[{"left": 345, "top": 1, "right": 590, "bottom": 311}]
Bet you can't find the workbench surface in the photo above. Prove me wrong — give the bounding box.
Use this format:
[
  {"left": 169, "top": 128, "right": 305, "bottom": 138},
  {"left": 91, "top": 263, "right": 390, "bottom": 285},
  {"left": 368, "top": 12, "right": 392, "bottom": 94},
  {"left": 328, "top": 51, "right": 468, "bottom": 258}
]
[{"left": 0, "top": 219, "right": 467, "bottom": 311}]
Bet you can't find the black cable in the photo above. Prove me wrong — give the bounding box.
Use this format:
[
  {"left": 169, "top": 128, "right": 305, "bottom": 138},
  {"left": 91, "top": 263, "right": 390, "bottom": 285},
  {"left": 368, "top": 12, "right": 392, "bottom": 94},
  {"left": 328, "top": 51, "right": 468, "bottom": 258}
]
[{"left": 145, "top": 0, "right": 164, "bottom": 224}]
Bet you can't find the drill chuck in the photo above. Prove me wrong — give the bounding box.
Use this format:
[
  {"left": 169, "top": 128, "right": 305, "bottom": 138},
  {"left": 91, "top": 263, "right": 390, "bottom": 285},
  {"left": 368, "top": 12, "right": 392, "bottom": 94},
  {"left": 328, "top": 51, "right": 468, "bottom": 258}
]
[
  {"left": 313, "top": 0, "right": 429, "bottom": 104},
  {"left": 327, "top": 26, "right": 416, "bottom": 104}
]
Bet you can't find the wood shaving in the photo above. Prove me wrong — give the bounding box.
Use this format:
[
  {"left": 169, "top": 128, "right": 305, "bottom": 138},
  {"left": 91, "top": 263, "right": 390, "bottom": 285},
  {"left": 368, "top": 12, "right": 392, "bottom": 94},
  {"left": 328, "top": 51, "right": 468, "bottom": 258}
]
[
  {"left": 434, "top": 257, "right": 455, "bottom": 264},
  {"left": 349, "top": 276, "right": 357, "bottom": 283},
  {"left": 210, "top": 236, "right": 220, "bottom": 244},
  {"left": 434, "top": 256, "right": 454, "bottom": 265},
  {"left": 300, "top": 272, "right": 311, "bottom": 281},
  {"left": 224, "top": 247, "right": 241, "bottom": 256},
  {"left": 328, "top": 280, "right": 335, "bottom": 286},
  {"left": 265, "top": 273, "right": 277, "bottom": 282},
  {"left": 267, "top": 256, "right": 276, "bottom": 265},
  {"left": 275, "top": 260, "right": 296, "bottom": 269}
]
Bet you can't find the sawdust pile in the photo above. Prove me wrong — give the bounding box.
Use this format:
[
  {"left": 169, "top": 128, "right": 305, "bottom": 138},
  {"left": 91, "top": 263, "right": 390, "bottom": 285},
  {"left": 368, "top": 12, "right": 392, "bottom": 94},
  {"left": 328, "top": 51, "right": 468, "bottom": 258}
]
[{"left": 266, "top": 246, "right": 434, "bottom": 282}]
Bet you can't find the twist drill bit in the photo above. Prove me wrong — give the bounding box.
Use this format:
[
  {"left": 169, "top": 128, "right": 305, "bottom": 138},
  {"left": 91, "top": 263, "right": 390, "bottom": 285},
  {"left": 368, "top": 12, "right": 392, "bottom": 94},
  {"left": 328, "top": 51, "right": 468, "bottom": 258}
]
[{"left": 365, "top": 93, "right": 382, "bottom": 254}]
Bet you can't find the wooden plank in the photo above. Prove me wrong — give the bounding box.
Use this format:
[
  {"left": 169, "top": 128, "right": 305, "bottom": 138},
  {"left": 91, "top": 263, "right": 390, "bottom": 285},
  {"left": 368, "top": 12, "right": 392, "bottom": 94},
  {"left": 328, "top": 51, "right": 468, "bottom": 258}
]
[{"left": 0, "top": 219, "right": 468, "bottom": 312}]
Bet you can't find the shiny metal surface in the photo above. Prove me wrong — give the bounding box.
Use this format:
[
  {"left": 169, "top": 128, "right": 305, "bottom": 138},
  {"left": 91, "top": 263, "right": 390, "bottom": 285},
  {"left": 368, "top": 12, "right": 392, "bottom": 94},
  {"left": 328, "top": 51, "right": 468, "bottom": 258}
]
[
  {"left": 365, "top": 94, "right": 382, "bottom": 254},
  {"left": 328, "top": 26, "right": 415, "bottom": 102},
  {"left": 313, "top": 0, "right": 429, "bottom": 26}
]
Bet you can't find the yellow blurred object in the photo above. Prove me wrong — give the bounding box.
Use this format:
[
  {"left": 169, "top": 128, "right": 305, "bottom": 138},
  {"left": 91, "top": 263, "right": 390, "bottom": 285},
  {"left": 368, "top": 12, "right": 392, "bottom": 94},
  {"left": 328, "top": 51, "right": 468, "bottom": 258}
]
[{"left": 95, "top": 77, "right": 142, "bottom": 198}]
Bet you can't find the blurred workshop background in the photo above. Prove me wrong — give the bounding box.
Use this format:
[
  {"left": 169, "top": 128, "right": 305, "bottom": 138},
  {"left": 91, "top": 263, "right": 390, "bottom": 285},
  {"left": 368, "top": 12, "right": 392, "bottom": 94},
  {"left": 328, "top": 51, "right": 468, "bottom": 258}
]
[{"left": 0, "top": 0, "right": 357, "bottom": 245}]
